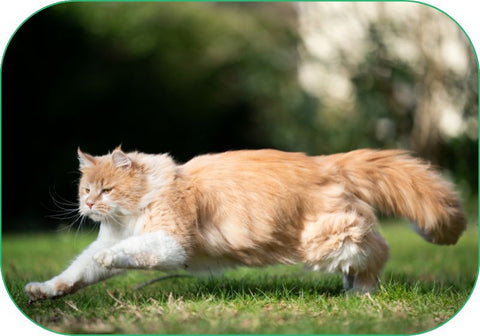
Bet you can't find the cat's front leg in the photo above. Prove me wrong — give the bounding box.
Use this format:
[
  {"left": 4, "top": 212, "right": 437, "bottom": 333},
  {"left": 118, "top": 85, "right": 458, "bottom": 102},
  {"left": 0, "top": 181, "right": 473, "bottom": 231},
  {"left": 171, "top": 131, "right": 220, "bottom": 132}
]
[
  {"left": 25, "top": 246, "right": 120, "bottom": 301},
  {"left": 25, "top": 225, "right": 122, "bottom": 301},
  {"left": 93, "top": 230, "right": 187, "bottom": 271}
]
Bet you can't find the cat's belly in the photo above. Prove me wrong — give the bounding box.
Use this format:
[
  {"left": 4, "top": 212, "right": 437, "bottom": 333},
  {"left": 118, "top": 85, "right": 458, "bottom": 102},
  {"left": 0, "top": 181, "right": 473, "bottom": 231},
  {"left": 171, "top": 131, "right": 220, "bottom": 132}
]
[{"left": 184, "top": 254, "right": 240, "bottom": 273}]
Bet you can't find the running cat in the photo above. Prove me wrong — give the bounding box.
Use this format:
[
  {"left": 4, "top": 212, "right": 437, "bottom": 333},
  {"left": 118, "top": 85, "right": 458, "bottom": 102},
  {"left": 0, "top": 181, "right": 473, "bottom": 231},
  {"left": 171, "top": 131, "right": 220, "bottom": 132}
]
[{"left": 25, "top": 147, "right": 466, "bottom": 300}]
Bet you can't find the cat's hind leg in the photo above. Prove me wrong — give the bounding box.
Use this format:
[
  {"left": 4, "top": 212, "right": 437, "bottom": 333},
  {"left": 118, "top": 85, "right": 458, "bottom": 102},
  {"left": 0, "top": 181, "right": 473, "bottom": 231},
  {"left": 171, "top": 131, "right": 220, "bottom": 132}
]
[
  {"left": 301, "top": 211, "right": 389, "bottom": 293},
  {"left": 347, "top": 230, "right": 389, "bottom": 293},
  {"left": 93, "top": 231, "right": 188, "bottom": 271}
]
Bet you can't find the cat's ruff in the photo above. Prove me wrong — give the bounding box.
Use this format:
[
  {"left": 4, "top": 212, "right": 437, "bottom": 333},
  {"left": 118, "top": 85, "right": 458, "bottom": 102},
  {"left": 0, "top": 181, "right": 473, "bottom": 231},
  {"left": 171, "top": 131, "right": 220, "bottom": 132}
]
[{"left": 25, "top": 147, "right": 466, "bottom": 300}]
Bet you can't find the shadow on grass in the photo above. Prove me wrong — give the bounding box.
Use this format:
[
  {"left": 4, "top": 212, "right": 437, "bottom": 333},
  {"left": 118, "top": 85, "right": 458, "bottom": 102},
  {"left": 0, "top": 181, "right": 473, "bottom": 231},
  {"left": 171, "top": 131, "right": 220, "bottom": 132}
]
[
  {"left": 102, "top": 271, "right": 347, "bottom": 305},
  {"left": 97, "top": 268, "right": 475, "bottom": 304},
  {"left": 8, "top": 268, "right": 476, "bottom": 335},
  {"left": 13, "top": 268, "right": 476, "bottom": 312}
]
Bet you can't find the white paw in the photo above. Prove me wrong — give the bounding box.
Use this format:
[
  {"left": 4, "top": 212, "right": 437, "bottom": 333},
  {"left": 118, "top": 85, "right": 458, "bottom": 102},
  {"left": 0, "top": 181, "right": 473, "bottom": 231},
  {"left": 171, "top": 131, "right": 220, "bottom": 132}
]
[
  {"left": 25, "top": 279, "right": 77, "bottom": 301},
  {"left": 94, "top": 249, "right": 115, "bottom": 269},
  {"left": 25, "top": 281, "right": 55, "bottom": 301}
]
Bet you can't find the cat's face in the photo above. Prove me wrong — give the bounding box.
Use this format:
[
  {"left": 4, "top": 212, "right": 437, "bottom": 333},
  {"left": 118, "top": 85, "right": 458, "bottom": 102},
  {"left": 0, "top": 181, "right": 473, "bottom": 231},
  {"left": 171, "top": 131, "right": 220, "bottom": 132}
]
[{"left": 77, "top": 148, "right": 147, "bottom": 223}]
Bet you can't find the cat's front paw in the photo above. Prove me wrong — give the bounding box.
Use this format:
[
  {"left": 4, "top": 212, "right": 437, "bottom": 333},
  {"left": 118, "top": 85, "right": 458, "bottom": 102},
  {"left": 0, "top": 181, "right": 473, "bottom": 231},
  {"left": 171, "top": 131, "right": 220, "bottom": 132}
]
[
  {"left": 94, "top": 249, "right": 115, "bottom": 269},
  {"left": 25, "top": 280, "right": 73, "bottom": 301},
  {"left": 25, "top": 282, "right": 52, "bottom": 301}
]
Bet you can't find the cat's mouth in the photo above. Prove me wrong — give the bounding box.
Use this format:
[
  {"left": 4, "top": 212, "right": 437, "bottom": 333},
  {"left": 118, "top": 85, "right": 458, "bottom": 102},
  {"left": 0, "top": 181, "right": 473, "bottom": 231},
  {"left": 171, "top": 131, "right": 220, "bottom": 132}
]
[
  {"left": 86, "top": 212, "right": 105, "bottom": 222},
  {"left": 82, "top": 206, "right": 127, "bottom": 224},
  {"left": 81, "top": 207, "right": 108, "bottom": 222},
  {"left": 80, "top": 201, "right": 130, "bottom": 224}
]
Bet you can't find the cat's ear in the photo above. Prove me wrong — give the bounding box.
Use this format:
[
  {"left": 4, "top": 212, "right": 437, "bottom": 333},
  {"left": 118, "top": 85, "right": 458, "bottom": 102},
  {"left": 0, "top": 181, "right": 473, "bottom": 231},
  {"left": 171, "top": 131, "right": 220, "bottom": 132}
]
[
  {"left": 112, "top": 149, "right": 132, "bottom": 169},
  {"left": 77, "top": 148, "right": 96, "bottom": 169}
]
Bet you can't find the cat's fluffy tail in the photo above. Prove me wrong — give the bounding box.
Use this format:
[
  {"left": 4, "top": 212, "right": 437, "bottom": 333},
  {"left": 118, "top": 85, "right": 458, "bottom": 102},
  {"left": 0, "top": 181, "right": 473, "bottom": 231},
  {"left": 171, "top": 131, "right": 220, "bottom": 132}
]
[{"left": 328, "top": 149, "right": 466, "bottom": 245}]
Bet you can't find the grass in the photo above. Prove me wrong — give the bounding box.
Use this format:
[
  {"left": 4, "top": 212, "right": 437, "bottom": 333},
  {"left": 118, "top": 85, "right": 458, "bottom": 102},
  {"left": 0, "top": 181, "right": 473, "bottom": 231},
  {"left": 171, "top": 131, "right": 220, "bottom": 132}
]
[{"left": 1, "top": 221, "right": 478, "bottom": 334}]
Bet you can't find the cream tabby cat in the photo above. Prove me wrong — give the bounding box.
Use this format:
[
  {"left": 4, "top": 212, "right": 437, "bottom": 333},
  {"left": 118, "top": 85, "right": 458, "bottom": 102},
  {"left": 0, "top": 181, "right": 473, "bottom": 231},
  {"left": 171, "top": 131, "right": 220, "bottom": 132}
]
[{"left": 25, "top": 147, "right": 466, "bottom": 300}]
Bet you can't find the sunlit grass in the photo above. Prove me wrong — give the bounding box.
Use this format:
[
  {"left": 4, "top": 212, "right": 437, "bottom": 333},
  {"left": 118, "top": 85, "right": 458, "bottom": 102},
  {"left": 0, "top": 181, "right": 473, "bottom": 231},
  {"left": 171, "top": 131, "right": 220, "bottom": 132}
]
[{"left": 2, "top": 222, "right": 478, "bottom": 334}]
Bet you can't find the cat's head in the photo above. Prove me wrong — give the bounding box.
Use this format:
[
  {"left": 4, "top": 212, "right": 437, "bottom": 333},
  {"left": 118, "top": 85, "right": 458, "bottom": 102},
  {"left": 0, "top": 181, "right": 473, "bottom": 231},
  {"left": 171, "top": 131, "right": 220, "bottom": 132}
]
[{"left": 77, "top": 147, "right": 147, "bottom": 223}]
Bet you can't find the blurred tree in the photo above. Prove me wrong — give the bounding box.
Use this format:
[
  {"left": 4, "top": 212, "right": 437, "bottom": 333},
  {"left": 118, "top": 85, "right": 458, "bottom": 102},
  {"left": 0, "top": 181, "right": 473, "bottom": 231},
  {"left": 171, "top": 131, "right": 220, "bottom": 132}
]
[
  {"left": 2, "top": 2, "right": 313, "bottom": 230},
  {"left": 2, "top": 2, "right": 476, "bottom": 231},
  {"left": 294, "top": 2, "right": 477, "bottom": 200}
]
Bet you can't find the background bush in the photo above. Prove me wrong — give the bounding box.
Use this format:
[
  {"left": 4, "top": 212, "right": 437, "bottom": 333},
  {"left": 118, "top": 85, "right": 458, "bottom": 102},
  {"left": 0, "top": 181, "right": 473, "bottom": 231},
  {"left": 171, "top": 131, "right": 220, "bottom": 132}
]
[{"left": 2, "top": 2, "right": 477, "bottom": 231}]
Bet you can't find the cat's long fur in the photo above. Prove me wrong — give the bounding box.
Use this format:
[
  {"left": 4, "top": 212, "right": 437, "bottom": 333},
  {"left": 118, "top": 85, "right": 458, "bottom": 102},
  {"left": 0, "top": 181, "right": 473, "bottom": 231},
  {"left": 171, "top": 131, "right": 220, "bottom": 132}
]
[{"left": 25, "top": 147, "right": 466, "bottom": 300}]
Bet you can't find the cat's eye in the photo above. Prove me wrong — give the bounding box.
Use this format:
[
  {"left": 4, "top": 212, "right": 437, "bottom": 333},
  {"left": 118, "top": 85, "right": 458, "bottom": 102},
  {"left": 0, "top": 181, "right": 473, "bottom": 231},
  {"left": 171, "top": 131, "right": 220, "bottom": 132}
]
[
  {"left": 102, "top": 188, "right": 113, "bottom": 194},
  {"left": 84, "top": 188, "right": 90, "bottom": 194}
]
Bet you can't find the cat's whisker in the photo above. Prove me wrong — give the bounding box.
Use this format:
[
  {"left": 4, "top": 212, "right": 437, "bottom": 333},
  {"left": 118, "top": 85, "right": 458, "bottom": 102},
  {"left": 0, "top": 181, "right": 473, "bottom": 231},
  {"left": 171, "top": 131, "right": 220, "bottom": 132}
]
[
  {"left": 44, "top": 200, "right": 78, "bottom": 213},
  {"left": 49, "top": 187, "right": 79, "bottom": 207},
  {"left": 51, "top": 198, "right": 79, "bottom": 207},
  {"left": 74, "top": 215, "right": 87, "bottom": 243},
  {"left": 104, "top": 213, "right": 125, "bottom": 227},
  {"left": 55, "top": 211, "right": 84, "bottom": 231},
  {"left": 47, "top": 188, "right": 82, "bottom": 226},
  {"left": 85, "top": 218, "right": 100, "bottom": 236},
  {"left": 48, "top": 209, "right": 80, "bottom": 219}
]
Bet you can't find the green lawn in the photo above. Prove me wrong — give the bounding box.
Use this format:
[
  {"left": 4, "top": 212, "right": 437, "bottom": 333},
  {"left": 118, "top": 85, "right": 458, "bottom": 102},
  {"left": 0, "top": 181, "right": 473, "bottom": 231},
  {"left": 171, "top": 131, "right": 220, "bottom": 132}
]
[{"left": 1, "top": 221, "right": 478, "bottom": 334}]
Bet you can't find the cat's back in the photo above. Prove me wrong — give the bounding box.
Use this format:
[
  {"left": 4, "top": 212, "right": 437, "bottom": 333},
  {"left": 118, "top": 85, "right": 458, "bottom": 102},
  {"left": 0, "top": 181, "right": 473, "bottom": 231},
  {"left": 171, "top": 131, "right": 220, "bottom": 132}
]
[
  {"left": 182, "top": 149, "right": 319, "bottom": 183},
  {"left": 180, "top": 149, "right": 325, "bottom": 212}
]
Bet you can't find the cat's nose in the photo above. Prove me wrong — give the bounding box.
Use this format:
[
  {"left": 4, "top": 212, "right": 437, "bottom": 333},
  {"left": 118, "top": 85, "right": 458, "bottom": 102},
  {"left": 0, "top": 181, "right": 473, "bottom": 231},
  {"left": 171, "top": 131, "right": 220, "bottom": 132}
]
[{"left": 86, "top": 201, "right": 95, "bottom": 209}]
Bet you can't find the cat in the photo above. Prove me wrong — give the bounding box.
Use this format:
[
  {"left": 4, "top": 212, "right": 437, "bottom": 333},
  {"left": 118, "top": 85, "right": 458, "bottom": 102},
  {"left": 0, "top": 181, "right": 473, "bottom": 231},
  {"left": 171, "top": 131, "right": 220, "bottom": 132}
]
[{"left": 25, "top": 146, "right": 466, "bottom": 300}]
